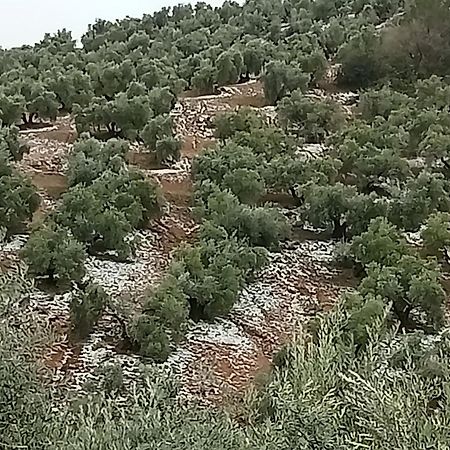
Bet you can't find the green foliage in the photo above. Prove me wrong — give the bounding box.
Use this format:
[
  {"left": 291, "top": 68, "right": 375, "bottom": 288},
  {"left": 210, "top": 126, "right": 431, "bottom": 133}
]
[
  {"left": 70, "top": 282, "right": 107, "bottom": 339},
  {"left": 222, "top": 168, "right": 266, "bottom": 204},
  {"left": 57, "top": 184, "right": 133, "bottom": 258},
  {"left": 262, "top": 61, "right": 309, "bottom": 105},
  {"left": 337, "top": 27, "right": 384, "bottom": 87},
  {"left": 148, "top": 86, "right": 176, "bottom": 115},
  {"left": 216, "top": 49, "right": 244, "bottom": 85},
  {"left": 389, "top": 172, "right": 450, "bottom": 231},
  {"left": 357, "top": 86, "right": 412, "bottom": 122},
  {"left": 155, "top": 136, "right": 181, "bottom": 165},
  {"left": 67, "top": 137, "right": 128, "bottom": 187},
  {"left": 360, "top": 256, "right": 445, "bottom": 332},
  {"left": 170, "top": 226, "right": 268, "bottom": 321},
  {"left": 0, "top": 156, "right": 40, "bottom": 235},
  {"left": 0, "top": 323, "right": 52, "bottom": 448},
  {"left": 141, "top": 114, "right": 180, "bottom": 164},
  {"left": 194, "top": 143, "right": 259, "bottom": 184},
  {"left": 214, "top": 108, "right": 265, "bottom": 140},
  {"left": 421, "top": 212, "right": 450, "bottom": 258},
  {"left": 0, "top": 125, "right": 29, "bottom": 161},
  {"left": 197, "top": 184, "right": 289, "bottom": 249},
  {"left": 278, "top": 90, "right": 345, "bottom": 143},
  {"left": 0, "top": 94, "right": 25, "bottom": 126},
  {"left": 342, "top": 291, "right": 386, "bottom": 348},
  {"left": 255, "top": 307, "right": 450, "bottom": 449},
  {"left": 191, "top": 62, "right": 216, "bottom": 95},
  {"left": 132, "top": 276, "right": 189, "bottom": 361},
  {"left": 22, "top": 222, "right": 86, "bottom": 284},
  {"left": 305, "top": 183, "right": 357, "bottom": 237},
  {"left": 350, "top": 217, "right": 410, "bottom": 268}
]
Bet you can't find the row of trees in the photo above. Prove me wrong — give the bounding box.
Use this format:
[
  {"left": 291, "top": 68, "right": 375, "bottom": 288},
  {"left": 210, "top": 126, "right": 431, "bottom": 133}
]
[
  {"left": 0, "top": 0, "right": 425, "bottom": 134},
  {"left": 19, "top": 137, "right": 163, "bottom": 339}
]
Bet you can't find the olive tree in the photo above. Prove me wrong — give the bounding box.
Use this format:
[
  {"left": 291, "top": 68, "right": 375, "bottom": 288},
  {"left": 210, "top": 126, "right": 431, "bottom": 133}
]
[{"left": 22, "top": 222, "right": 86, "bottom": 284}]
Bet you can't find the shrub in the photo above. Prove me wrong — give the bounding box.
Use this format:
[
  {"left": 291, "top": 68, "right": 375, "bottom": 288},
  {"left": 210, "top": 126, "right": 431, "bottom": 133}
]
[
  {"left": 170, "top": 228, "right": 268, "bottom": 321},
  {"left": 67, "top": 138, "right": 128, "bottom": 187},
  {"left": 360, "top": 256, "right": 445, "bottom": 332},
  {"left": 0, "top": 125, "right": 29, "bottom": 161},
  {"left": 57, "top": 185, "right": 133, "bottom": 258},
  {"left": 0, "top": 157, "right": 40, "bottom": 235},
  {"left": 197, "top": 185, "right": 289, "bottom": 249},
  {"left": 132, "top": 276, "right": 189, "bottom": 361},
  {"left": 421, "top": 212, "right": 450, "bottom": 258},
  {"left": 304, "top": 183, "right": 357, "bottom": 238},
  {"left": 22, "top": 222, "right": 86, "bottom": 284},
  {"left": 278, "top": 90, "right": 345, "bottom": 143},
  {"left": 349, "top": 217, "right": 410, "bottom": 268},
  {"left": 214, "top": 108, "right": 265, "bottom": 140},
  {"left": 70, "top": 282, "right": 107, "bottom": 339}
]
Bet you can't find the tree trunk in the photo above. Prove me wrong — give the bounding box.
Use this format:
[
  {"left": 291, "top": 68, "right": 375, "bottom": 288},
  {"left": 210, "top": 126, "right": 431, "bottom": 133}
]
[
  {"left": 332, "top": 218, "right": 347, "bottom": 240},
  {"left": 289, "top": 186, "right": 304, "bottom": 206},
  {"left": 393, "top": 301, "right": 414, "bottom": 331}
]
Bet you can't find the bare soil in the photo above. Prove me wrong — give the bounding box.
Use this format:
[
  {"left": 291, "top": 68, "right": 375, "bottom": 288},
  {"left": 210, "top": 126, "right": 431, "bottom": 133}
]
[{"left": 31, "top": 172, "right": 68, "bottom": 198}]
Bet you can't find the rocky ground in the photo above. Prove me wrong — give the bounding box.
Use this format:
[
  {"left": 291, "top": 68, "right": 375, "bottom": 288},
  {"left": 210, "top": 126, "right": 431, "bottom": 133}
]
[{"left": 2, "top": 81, "right": 358, "bottom": 404}]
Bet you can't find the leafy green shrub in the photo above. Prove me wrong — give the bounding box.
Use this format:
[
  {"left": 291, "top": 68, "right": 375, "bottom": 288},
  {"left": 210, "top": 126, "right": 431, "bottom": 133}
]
[
  {"left": 67, "top": 137, "right": 128, "bottom": 187},
  {"left": 0, "top": 93, "right": 25, "bottom": 126},
  {"left": 141, "top": 114, "right": 180, "bottom": 164},
  {"left": 131, "top": 315, "right": 173, "bottom": 362},
  {"left": 170, "top": 226, "right": 268, "bottom": 321},
  {"left": 357, "top": 86, "right": 412, "bottom": 122},
  {"left": 346, "top": 193, "right": 388, "bottom": 237},
  {"left": 91, "top": 170, "right": 162, "bottom": 228},
  {"left": 342, "top": 291, "right": 386, "bottom": 349},
  {"left": 214, "top": 108, "right": 266, "bottom": 140},
  {"left": 56, "top": 185, "right": 133, "bottom": 258},
  {"left": 0, "top": 125, "right": 29, "bottom": 161},
  {"left": 337, "top": 27, "right": 384, "bottom": 88},
  {"left": 193, "top": 142, "right": 261, "bottom": 186},
  {"left": 349, "top": 217, "right": 410, "bottom": 268},
  {"left": 196, "top": 185, "right": 289, "bottom": 249},
  {"left": 132, "top": 276, "right": 189, "bottom": 361},
  {"left": 360, "top": 256, "right": 445, "bottom": 332},
  {"left": 304, "top": 183, "right": 357, "bottom": 238},
  {"left": 278, "top": 90, "right": 345, "bottom": 143},
  {"left": 262, "top": 61, "right": 309, "bottom": 105},
  {"left": 70, "top": 282, "right": 107, "bottom": 339},
  {"left": 421, "top": 212, "right": 450, "bottom": 258},
  {"left": 0, "top": 324, "right": 51, "bottom": 448},
  {"left": 22, "top": 222, "right": 86, "bottom": 284},
  {"left": 388, "top": 172, "right": 450, "bottom": 232},
  {"left": 222, "top": 168, "right": 266, "bottom": 204},
  {"left": 0, "top": 156, "right": 40, "bottom": 235}
]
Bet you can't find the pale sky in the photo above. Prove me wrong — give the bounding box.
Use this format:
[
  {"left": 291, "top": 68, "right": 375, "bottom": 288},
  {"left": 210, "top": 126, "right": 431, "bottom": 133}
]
[{"left": 0, "top": 0, "right": 226, "bottom": 49}]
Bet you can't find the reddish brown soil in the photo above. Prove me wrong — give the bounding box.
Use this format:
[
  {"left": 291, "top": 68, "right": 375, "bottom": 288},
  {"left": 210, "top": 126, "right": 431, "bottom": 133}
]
[
  {"left": 223, "top": 93, "right": 266, "bottom": 108},
  {"left": 32, "top": 172, "right": 68, "bottom": 198},
  {"left": 158, "top": 178, "right": 193, "bottom": 206},
  {"left": 42, "top": 128, "right": 77, "bottom": 144},
  {"left": 181, "top": 136, "right": 216, "bottom": 158},
  {"left": 127, "top": 151, "right": 160, "bottom": 170}
]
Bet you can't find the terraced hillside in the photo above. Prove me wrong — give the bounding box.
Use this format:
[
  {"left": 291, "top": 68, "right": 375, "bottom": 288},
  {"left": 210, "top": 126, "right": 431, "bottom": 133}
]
[{"left": 3, "top": 0, "right": 450, "bottom": 448}]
